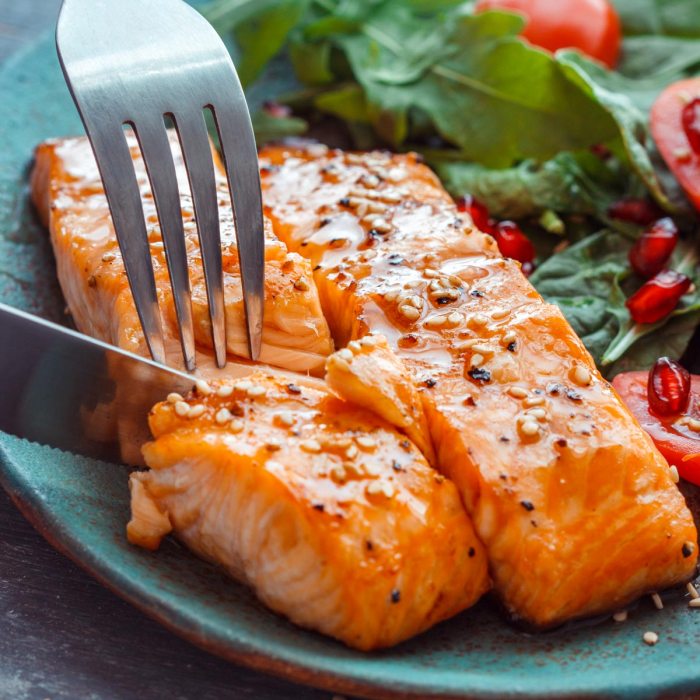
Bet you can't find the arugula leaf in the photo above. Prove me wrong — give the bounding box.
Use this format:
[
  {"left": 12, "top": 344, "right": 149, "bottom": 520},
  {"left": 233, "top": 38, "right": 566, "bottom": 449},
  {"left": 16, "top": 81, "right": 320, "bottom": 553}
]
[
  {"left": 612, "top": 0, "right": 700, "bottom": 37},
  {"left": 432, "top": 151, "right": 626, "bottom": 220},
  {"left": 530, "top": 230, "right": 700, "bottom": 374}
]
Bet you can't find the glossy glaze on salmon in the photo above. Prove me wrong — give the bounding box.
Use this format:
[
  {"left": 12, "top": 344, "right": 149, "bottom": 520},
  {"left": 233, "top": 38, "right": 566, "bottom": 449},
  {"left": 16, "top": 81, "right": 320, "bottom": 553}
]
[
  {"left": 31, "top": 135, "right": 333, "bottom": 376},
  {"left": 129, "top": 371, "right": 489, "bottom": 650},
  {"left": 258, "top": 143, "right": 699, "bottom": 627}
]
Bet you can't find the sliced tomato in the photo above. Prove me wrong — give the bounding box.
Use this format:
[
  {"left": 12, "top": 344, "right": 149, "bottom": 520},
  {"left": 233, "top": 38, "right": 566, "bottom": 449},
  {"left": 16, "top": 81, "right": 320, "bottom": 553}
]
[
  {"left": 474, "top": 0, "right": 621, "bottom": 68},
  {"left": 651, "top": 78, "right": 700, "bottom": 213},
  {"left": 612, "top": 370, "right": 700, "bottom": 484}
]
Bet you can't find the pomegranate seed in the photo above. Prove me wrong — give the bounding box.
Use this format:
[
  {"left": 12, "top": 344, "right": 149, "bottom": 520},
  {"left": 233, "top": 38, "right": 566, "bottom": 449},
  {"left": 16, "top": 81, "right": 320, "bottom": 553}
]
[
  {"left": 682, "top": 98, "right": 700, "bottom": 156},
  {"left": 457, "top": 194, "right": 491, "bottom": 232},
  {"left": 629, "top": 217, "right": 679, "bottom": 278},
  {"left": 648, "top": 357, "right": 690, "bottom": 416},
  {"left": 626, "top": 269, "right": 691, "bottom": 324},
  {"left": 494, "top": 220, "right": 536, "bottom": 266},
  {"left": 608, "top": 199, "right": 663, "bottom": 226}
]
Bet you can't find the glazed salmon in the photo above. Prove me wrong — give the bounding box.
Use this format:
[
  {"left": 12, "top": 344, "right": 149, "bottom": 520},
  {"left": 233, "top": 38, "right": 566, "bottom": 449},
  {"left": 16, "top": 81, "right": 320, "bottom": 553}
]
[
  {"left": 258, "top": 143, "right": 699, "bottom": 627},
  {"left": 129, "top": 372, "right": 489, "bottom": 650},
  {"left": 31, "top": 135, "right": 333, "bottom": 376}
]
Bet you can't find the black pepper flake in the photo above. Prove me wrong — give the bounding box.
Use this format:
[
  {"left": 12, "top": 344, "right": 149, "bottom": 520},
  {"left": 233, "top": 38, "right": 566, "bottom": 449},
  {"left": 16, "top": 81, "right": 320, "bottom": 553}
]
[
  {"left": 470, "top": 290, "right": 484, "bottom": 298},
  {"left": 391, "top": 460, "right": 403, "bottom": 472},
  {"left": 547, "top": 382, "right": 564, "bottom": 395},
  {"left": 468, "top": 367, "right": 491, "bottom": 383},
  {"left": 312, "top": 503, "right": 325, "bottom": 512},
  {"left": 424, "top": 378, "right": 437, "bottom": 388},
  {"left": 556, "top": 438, "right": 568, "bottom": 448},
  {"left": 313, "top": 264, "right": 322, "bottom": 271},
  {"left": 300, "top": 241, "right": 308, "bottom": 247},
  {"left": 436, "top": 296, "right": 453, "bottom": 305},
  {"left": 365, "top": 540, "right": 374, "bottom": 551},
  {"left": 566, "top": 389, "right": 583, "bottom": 402},
  {"left": 320, "top": 217, "right": 332, "bottom": 226},
  {"left": 399, "top": 439, "right": 411, "bottom": 451},
  {"left": 260, "top": 164, "right": 280, "bottom": 174},
  {"left": 499, "top": 436, "right": 510, "bottom": 443},
  {"left": 683, "top": 542, "right": 695, "bottom": 558},
  {"left": 286, "top": 383, "right": 302, "bottom": 395},
  {"left": 464, "top": 396, "right": 476, "bottom": 406},
  {"left": 507, "top": 341, "right": 517, "bottom": 352},
  {"left": 388, "top": 253, "right": 404, "bottom": 266},
  {"left": 338, "top": 197, "right": 350, "bottom": 207},
  {"left": 499, "top": 474, "right": 508, "bottom": 481},
  {"left": 391, "top": 589, "right": 401, "bottom": 604},
  {"left": 468, "top": 547, "right": 476, "bottom": 558},
  {"left": 531, "top": 520, "right": 538, "bottom": 528},
  {"left": 520, "top": 500, "right": 535, "bottom": 512}
]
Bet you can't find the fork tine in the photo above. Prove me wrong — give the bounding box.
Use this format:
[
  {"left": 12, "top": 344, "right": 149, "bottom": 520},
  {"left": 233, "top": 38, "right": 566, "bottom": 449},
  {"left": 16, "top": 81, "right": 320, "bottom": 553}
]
[
  {"left": 131, "top": 119, "right": 197, "bottom": 372},
  {"left": 174, "top": 113, "right": 227, "bottom": 368},
  {"left": 211, "top": 100, "right": 265, "bottom": 362},
  {"left": 84, "top": 125, "right": 167, "bottom": 365}
]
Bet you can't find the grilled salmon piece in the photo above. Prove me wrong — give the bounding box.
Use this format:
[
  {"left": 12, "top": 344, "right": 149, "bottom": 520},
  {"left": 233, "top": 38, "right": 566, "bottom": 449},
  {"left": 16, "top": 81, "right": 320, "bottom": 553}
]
[
  {"left": 259, "top": 143, "right": 698, "bottom": 627},
  {"left": 31, "top": 135, "right": 333, "bottom": 375},
  {"left": 129, "top": 373, "right": 489, "bottom": 650}
]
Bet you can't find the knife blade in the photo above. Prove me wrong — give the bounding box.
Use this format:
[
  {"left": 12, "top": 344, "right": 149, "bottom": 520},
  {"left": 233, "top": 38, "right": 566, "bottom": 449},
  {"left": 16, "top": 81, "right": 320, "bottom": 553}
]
[{"left": 0, "top": 302, "right": 194, "bottom": 465}]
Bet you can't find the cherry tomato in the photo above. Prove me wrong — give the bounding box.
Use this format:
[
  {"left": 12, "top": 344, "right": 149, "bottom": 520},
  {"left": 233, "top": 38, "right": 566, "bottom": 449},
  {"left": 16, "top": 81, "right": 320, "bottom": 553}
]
[
  {"left": 474, "top": 0, "right": 621, "bottom": 68},
  {"left": 613, "top": 370, "right": 700, "bottom": 484},
  {"left": 651, "top": 78, "right": 700, "bottom": 213}
]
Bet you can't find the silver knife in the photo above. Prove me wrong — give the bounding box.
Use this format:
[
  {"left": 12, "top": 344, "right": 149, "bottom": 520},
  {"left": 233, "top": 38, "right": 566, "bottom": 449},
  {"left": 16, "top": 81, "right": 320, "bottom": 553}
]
[{"left": 0, "top": 302, "right": 193, "bottom": 465}]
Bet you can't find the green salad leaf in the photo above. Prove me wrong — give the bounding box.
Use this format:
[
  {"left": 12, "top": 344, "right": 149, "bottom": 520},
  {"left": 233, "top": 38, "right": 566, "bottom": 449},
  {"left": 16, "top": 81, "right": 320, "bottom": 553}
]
[
  {"left": 530, "top": 230, "right": 700, "bottom": 375},
  {"left": 612, "top": 0, "right": 700, "bottom": 38}
]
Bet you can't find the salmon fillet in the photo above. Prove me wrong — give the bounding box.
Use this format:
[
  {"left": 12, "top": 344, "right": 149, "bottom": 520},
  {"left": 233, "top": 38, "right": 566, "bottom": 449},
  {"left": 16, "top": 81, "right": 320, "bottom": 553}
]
[
  {"left": 129, "top": 372, "right": 489, "bottom": 650},
  {"left": 258, "top": 143, "right": 699, "bottom": 627},
  {"left": 31, "top": 135, "right": 333, "bottom": 375}
]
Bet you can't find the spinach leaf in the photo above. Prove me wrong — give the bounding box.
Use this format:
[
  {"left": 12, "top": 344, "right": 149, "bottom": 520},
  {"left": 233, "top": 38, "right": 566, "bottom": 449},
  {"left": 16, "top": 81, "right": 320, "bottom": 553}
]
[
  {"left": 530, "top": 230, "right": 700, "bottom": 374},
  {"left": 612, "top": 0, "right": 700, "bottom": 37}
]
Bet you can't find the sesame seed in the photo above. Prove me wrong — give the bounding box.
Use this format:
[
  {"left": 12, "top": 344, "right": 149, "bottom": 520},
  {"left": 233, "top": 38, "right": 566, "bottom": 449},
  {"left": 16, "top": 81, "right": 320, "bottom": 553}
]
[
  {"left": 651, "top": 593, "right": 664, "bottom": 610},
  {"left": 687, "top": 418, "right": 700, "bottom": 432},
  {"left": 446, "top": 311, "right": 463, "bottom": 326},
  {"left": 689, "top": 598, "right": 700, "bottom": 608},
  {"left": 381, "top": 482, "right": 395, "bottom": 498},
  {"left": 276, "top": 411, "right": 295, "bottom": 427},
  {"left": 470, "top": 353, "right": 485, "bottom": 369},
  {"left": 424, "top": 268, "right": 439, "bottom": 278},
  {"left": 215, "top": 408, "right": 232, "bottom": 425},
  {"left": 502, "top": 331, "right": 517, "bottom": 346},
  {"left": 456, "top": 339, "right": 480, "bottom": 351},
  {"left": 366, "top": 481, "right": 384, "bottom": 496},
  {"left": 519, "top": 420, "right": 540, "bottom": 437},
  {"left": 508, "top": 386, "right": 528, "bottom": 399},
  {"left": 524, "top": 396, "right": 545, "bottom": 407},
  {"left": 301, "top": 439, "right": 322, "bottom": 453},
  {"left": 406, "top": 294, "right": 423, "bottom": 309},
  {"left": 174, "top": 401, "right": 190, "bottom": 417},
  {"left": 167, "top": 392, "right": 183, "bottom": 404},
  {"left": 348, "top": 340, "right": 362, "bottom": 353},
  {"left": 346, "top": 444, "right": 358, "bottom": 459},
  {"left": 101, "top": 252, "right": 116, "bottom": 262},
  {"left": 331, "top": 465, "right": 347, "bottom": 483},
  {"left": 612, "top": 611, "right": 628, "bottom": 622},
  {"left": 188, "top": 404, "right": 206, "bottom": 419},
  {"left": 571, "top": 364, "right": 592, "bottom": 387},
  {"left": 471, "top": 344, "right": 494, "bottom": 355},
  {"left": 356, "top": 436, "right": 376, "bottom": 450},
  {"left": 195, "top": 379, "right": 212, "bottom": 395},
  {"left": 399, "top": 304, "right": 421, "bottom": 321},
  {"left": 216, "top": 384, "right": 234, "bottom": 398},
  {"left": 448, "top": 275, "right": 462, "bottom": 288},
  {"left": 331, "top": 357, "right": 351, "bottom": 372},
  {"left": 687, "top": 582, "right": 699, "bottom": 599},
  {"left": 370, "top": 218, "right": 391, "bottom": 233},
  {"left": 234, "top": 380, "right": 252, "bottom": 392},
  {"left": 491, "top": 309, "right": 509, "bottom": 320},
  {"left": 425, "top": 314, "right": 447, "bottom": 328},
  {"left": 337, "top": 348, "right": 353, "bottom": 361},
  {"left": 643, "top": 631, "right": 659, "bottom": 646},
  {"left": 230, "top": 419, "right": 244, "bottom": 433},
  {"left": 670, "top": 465, "right": 680, "bottom": 483},
  {"left": 525, "top": 408, "right": 547, "bottom": 420},
  {"left": 247, "top": 385, "right": 267, "bottom": 398},
  {"left": 384, "top": 291, "right": 399, "bottom": 303},
  {"left": 469, "top": 313, "right": 488, "bottom": 328},
  {"left": 294, "top": 277, "right": 310, "bottom": 291},
  {"left": 361, "top": 334, "right": 379, "bottom": 347}
]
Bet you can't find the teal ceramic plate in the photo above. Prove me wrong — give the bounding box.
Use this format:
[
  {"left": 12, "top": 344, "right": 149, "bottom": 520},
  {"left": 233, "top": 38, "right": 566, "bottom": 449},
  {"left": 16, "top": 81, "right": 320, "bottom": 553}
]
[{"left": 2, "top": 32, "right": 700, "bottom": 700}]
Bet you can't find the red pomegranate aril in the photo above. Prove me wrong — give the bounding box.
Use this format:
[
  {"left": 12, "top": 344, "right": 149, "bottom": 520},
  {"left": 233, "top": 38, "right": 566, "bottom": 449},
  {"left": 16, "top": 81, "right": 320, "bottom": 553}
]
[
  {"left": 648, "top": 357, "right": 691, "bottom": 416},
  {"left": 608, "top": 198, "right": 663, "bottom": 226},
  {"left": 626, "top": 269, "right": 691, "bottom": 324},
  {"left": 682, "top": 98, "right": 700, "bottom": 155},
  {"left": 629, "top": 217, "right": 679, "bottom": 278},
  {"left": 457, "top": 194, "right": 491, "bottom": 232},
  {"left": 494, "top": 220, "right": 536, "bottom": 266}
]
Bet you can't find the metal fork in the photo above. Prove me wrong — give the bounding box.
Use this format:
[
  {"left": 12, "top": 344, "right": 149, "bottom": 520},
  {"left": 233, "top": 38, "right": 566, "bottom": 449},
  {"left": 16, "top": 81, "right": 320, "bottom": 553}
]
[{"left": 56, "top": 0, "right": 265, "bottom": 371}]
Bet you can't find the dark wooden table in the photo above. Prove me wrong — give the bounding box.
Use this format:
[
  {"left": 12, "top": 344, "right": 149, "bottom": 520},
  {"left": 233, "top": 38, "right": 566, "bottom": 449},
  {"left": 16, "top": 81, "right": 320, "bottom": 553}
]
[{"left": 0, "top": 4, "right": 342, "bottom": 699}]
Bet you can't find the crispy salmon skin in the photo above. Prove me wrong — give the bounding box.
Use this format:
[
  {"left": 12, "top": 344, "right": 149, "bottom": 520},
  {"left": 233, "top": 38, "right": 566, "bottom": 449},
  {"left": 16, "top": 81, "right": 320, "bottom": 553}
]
[
  {"left": 258, "top": 142, "right": 699, "bottom": 627},
  {"left": 130, "top": 372, "right": 489, "bottom": 650}
]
